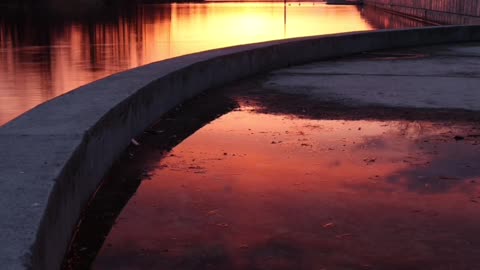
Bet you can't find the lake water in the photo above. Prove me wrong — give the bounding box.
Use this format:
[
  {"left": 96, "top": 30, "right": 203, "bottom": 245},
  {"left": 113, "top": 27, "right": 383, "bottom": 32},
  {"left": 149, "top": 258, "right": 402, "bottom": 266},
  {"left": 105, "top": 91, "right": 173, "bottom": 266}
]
[{"left": 0, "top": 2, "right": 430, "bottom": 126}]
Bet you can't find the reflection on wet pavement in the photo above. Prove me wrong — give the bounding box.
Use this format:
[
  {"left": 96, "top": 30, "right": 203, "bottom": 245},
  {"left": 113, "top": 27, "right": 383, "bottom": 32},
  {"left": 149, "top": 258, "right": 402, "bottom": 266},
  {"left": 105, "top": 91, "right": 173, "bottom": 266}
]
[{"left": 92, "top": 107, "right": 480, "bottom": 270}]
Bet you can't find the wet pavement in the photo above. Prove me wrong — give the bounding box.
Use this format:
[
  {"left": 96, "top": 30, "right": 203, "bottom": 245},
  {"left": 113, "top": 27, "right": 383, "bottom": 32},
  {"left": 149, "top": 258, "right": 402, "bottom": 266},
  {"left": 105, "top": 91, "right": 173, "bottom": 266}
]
[
  {"left": 94, "top": 115, "right": 480, "bottom": 270},
  {"left": 66, "top": 43, "right": 480, "bottom": 270},
  {"left": 265, "top": 42, "right": 480, "bottom": 111}
]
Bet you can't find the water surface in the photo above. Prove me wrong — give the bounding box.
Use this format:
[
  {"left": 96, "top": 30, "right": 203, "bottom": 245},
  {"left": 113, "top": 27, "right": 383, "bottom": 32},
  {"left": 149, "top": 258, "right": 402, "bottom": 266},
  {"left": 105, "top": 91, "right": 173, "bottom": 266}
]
[
  {"left": 0, "top": 2, "right": 429, "bottom": 125},
  {"left": 93, "top": 106, "right": 480, "bottom": 269}
]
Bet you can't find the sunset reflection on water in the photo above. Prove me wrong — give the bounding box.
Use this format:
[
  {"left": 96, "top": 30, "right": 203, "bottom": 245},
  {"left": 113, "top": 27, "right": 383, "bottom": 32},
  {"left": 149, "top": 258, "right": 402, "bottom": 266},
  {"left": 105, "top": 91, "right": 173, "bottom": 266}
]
[
  {"left": 93, "top": 108, "right": 480, "bottom": 270},
  {"left": 0, "top": 2, "right": 376, "bottom": 125}
]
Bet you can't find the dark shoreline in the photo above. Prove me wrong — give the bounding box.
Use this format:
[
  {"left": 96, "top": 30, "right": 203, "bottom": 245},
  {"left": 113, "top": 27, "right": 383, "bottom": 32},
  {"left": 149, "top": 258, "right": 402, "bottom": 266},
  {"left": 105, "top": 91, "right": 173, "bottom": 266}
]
[{"left": 0, "top": 0, "right": 204, "bottom": 19}]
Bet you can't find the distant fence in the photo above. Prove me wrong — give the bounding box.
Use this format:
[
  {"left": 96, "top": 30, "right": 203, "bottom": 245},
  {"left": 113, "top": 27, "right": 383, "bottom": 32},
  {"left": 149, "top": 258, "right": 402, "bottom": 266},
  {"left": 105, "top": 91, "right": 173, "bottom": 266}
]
[{"left": 363, "top": 0, "right": 480, "bottom": 24}]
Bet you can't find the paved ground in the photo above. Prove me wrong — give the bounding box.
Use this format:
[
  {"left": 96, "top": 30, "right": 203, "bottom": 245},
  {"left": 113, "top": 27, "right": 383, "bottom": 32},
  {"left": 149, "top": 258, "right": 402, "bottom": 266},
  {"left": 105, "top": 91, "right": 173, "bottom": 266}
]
[{"left": 264, "top": 42, "right": 480, "bottom": 111}]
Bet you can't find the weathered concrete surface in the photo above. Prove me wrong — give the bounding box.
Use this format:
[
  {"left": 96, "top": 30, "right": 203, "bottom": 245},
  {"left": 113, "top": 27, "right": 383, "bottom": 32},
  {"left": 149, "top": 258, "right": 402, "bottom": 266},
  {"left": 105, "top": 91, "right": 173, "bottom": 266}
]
[
  {"left": 1, "top": 26, "right": 480, "bottom": 270},
  {"left": 267, "top": 43, "right": 480, "bottom": 110}
]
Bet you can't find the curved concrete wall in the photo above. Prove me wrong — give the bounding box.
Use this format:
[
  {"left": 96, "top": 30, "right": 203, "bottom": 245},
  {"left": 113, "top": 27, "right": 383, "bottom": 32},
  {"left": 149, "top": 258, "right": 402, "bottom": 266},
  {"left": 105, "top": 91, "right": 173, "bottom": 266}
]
[
  {"left": 0, "top": 25, "right": 480, "bottom": 270},
  {"left": 364, "top": 0, "right": 480, "bottom": 24}
]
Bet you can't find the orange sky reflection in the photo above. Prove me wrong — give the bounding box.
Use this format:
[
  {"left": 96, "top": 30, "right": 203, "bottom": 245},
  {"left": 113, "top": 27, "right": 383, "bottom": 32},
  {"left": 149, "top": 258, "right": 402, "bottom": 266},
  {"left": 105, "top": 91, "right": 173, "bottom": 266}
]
[{"left": 93, "top": 110, "right": 480, "bottom": 270}]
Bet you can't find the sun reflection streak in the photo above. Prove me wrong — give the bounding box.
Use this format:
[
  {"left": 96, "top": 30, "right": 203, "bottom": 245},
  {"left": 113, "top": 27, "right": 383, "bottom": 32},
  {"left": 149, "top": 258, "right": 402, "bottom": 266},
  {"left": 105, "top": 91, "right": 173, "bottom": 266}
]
[{"left": 0, "top": 2, "right": 374, "bottom": 125}]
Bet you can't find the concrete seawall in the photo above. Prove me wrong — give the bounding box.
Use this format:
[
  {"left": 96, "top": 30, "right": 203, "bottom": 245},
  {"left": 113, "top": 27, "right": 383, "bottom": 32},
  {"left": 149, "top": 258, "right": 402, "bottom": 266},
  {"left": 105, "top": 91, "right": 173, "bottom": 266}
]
[
  {"left": 364, "top": 0, "right": 480, "bottom": 24},
  {"left": 1, "top": 26, "right": 480, "bottom": 270}
]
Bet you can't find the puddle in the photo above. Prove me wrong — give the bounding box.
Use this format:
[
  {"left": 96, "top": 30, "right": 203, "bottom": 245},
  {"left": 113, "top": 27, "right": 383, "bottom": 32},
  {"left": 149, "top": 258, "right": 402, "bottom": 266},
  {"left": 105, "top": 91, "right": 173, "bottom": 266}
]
[{"left": 91, "top": 107, "right": 480, "bottom": 270}]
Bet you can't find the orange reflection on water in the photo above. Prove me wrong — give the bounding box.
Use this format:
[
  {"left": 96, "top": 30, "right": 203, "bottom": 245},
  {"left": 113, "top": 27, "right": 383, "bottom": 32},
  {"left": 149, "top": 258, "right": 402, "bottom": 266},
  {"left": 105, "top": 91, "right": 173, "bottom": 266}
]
[
  {"left": 0, "top": 2, "right": 372, "bottom": 125},
  {"left": 0, "top": 2, "right": 374, "bottom": 125},
  {"left": 93, "top": 110, "right": 480, "bottom": 270}
]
